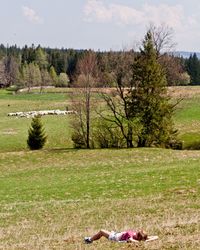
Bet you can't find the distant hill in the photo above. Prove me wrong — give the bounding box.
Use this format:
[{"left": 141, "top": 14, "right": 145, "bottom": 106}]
[{"left": 173, "top": 51, "right": 200, "bottom": 59}]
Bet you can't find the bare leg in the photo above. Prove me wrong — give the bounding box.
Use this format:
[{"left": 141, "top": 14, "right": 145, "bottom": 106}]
[
  {"left": 90, "top": 229, "right": 111, "bottom": 241},
  {"left": 145, "top": 236, "right": 158, "bottom": 242}
]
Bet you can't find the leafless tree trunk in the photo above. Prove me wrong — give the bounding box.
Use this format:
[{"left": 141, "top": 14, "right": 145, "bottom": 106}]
[
  {"left": 71, "top": 51, "right": 97, "bottom": 149},
  {"left": 0, "top": 60, "right": 7, "bottom": 87},
  {"left": 149, "top": 23, "right": 185, "bottom": 86},
  {"left": 98, "top": 51, "right": 136, "bottom": 148},
  {"left": 149, "top": 23, "right": 176, "bottom": 56},
  {"left": 40, "top": 69, "right": 51, "bottom": 93}
]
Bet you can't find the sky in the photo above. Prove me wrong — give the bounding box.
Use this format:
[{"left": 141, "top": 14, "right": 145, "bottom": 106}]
[{"left": 1, "top": 0, "right": 200, "bottom": 52}]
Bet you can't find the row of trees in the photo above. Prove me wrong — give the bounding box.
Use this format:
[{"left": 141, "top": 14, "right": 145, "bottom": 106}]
[
  {"left": 0, "top": 29, "right": 196, "bottom": 90},
  {"left": 70, "top": 28, "right": 182, "bottom": 150},
  {"left": 0, "top": 46, "right": 70, "bottom": 90}
]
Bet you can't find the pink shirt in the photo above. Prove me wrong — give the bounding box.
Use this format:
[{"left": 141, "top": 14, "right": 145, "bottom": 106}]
[{"left": 120, "top": 230, "right": 138, "bottom": 241}]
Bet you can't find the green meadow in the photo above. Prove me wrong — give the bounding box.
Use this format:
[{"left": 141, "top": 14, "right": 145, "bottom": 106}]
[{"left": 0, "top": 87, "right": 200, "bottom": 250}]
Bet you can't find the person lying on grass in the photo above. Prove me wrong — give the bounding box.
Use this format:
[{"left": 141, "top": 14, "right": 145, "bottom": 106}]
[{"left": 84, "top": 229, "right": 158, "bottom": 244}]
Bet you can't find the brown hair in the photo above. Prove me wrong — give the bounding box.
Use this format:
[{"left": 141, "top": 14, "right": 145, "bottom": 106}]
[{"left": 137, "top": 230, "right": 148, "bottom": 241}]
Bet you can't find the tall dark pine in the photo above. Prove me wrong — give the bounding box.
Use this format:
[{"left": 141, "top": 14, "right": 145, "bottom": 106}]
[
  {"left": 130, "top": 31, "right": 177, "bottom": 147},
  {"left": 186, "top": 53, "right": 200, "bottom": 85},
  {"left": 27, "top": 116, "right": 47, "bottom": 150}
]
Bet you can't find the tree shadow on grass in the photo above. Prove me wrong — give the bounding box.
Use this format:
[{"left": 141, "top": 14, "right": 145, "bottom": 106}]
[{"left": 183, "top": 141, "right": 200, "bottom": 150}]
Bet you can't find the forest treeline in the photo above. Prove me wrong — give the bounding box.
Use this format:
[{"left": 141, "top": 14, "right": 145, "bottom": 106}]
[{"left": 0, "top": 42, "right": 200, "bottom": 89}]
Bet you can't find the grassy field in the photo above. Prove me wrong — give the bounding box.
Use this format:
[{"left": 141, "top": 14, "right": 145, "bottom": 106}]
[
  {"left": 0, "top": 87, "right": 200, "bottom": 250},
  {"left": 174, "top": 87, "right": 200, "bottom": 149},
  {"left": 0, "top": 89, "right": 72, "bottom": 152}
]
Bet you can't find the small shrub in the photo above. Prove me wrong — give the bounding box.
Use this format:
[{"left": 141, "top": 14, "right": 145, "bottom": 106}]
[
  {"left": 93, "top": 121, "right": 126, "bottom": 148},
  {"left": 71, "top": 131, "right": 95, "bottom": 149},
  {"left": 71, "top": 132, "right": 86, "bottom": 149},
  {"left": 55, "top": 73, "right": 69, "bottom": 87},
  {"left": 27, "top": 116, "right": 47, "bottom": 150},
  {"left": 168, "top": 139, "right": 183, "bottom": 150}
]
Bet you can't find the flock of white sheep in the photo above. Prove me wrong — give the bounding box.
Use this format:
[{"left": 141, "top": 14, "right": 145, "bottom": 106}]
[{"left": 8, "top": 110, "right": 76, "bottom": 118}]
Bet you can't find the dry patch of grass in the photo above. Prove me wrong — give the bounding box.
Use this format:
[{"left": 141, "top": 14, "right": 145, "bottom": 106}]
[
  {"left": 0, "top": 193, "right": 199, "bottom": 250},
  {"left": 168, "top": 86, "right": 200, "bottom": 98},
  {"left": 1, "top": 86, "right": 200, "bottom": 249}
]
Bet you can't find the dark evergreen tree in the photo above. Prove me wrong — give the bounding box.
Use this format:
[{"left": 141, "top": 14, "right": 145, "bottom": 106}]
[
  {"left": 185, "top": 53, "right": 200, "bottom": 85},
  {"left": 0, "top": 44, "right": 7, "bottom": 59},
  {"left": 22, "top": 44, "right": 36, "bottom": 64},
  {"left": 129, "top": 31, "right": 177, "bottom": 148},
  {"left": 27, "top": 116, "right": 47, "bottom": 150}
]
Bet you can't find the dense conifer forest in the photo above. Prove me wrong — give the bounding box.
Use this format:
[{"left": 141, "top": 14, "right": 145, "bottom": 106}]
[{"left": 0, "top": 43, "right": 199, "bottom": 89}]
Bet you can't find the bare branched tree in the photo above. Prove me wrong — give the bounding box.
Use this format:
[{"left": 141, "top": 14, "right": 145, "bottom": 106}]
[
  {"left": 71, "top": 51, "right": 97, "bottom": 148},
  {"left": 98, "top": 51, "right": 137, "bottom": 148},
  {"left": 149, "top": 23, "right": 176, "bottom": 56},
  {"left": 4, "top": 56, "right": 20, "bottom": 87},
  {"left": 149, "top": 23, "right": 185, "bottom": 86},
  {"left": 0, "top": 60, "right": 7, "bottom": 87},
  {"left": 40, "top": 69, "right": 51, "bottom": 93}
]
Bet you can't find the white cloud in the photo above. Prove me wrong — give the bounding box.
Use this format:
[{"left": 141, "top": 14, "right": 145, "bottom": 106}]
[
  {"left": 111, "top": 4, "right": 144, "bottom": 25},
  {"left": 22, "top": 6, "right": 43, "bottom": 24},
  {"left": 143, "top": 4, "right": 184, "bottom": 29},
  {"left": 84, "top": 0, "right": 112, "bottom": 22},
  {"left": 83, "top": 1, "right": 185, "bottom": 29},
  {"left": 83, "top": 1, "right": 200, "bottom": 51}
]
